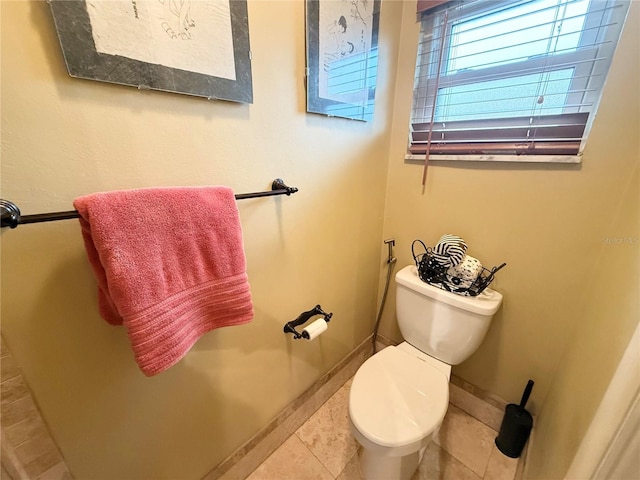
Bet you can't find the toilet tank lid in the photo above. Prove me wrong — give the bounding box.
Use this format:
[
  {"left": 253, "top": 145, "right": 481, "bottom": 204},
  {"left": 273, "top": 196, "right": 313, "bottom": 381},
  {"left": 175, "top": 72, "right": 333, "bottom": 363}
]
[{"left": 396, "top": 265, "right": 503, "bottom": 315}]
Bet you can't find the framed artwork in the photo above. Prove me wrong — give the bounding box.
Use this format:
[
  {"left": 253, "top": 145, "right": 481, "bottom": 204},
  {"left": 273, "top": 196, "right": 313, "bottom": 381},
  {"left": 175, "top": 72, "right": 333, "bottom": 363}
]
[
  {"left": 48, "top": 0, "right": 253, "bottom": 103},
  {"left": 305, "top": 0, "right": 381, "bottom": 122}
]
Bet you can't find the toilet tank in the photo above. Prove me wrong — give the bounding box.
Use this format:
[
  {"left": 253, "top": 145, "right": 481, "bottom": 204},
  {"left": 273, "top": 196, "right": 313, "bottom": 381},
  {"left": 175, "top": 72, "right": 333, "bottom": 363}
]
[{"left": 395, "top": 265, "right": 503, "bottom": 365}]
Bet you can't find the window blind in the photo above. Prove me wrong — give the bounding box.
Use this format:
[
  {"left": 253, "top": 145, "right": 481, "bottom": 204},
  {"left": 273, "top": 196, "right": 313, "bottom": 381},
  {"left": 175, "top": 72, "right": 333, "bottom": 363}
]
[
  {"left": 410, "top": 0, "right": 630, "bottom": 158},
  {"left": 417, "top": 1, "right": 449, "bottom": 14}
]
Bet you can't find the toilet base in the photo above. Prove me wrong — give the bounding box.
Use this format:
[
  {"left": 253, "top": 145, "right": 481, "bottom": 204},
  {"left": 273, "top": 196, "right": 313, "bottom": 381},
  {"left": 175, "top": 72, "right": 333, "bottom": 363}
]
[{"left": 358, "top": 445, "right": 426, "bottom": 480}]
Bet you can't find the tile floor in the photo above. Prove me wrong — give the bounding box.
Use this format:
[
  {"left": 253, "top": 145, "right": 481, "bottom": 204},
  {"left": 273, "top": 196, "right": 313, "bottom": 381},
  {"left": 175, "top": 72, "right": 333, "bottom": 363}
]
[{"left": 246, "top": 378, "right": 519, "bottom": 480}]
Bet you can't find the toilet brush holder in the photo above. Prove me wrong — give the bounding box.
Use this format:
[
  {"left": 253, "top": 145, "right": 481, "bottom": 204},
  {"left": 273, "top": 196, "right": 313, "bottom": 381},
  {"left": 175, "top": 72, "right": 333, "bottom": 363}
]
[{"left": 495, "top": 380, "right": 534, "bottom": 458}]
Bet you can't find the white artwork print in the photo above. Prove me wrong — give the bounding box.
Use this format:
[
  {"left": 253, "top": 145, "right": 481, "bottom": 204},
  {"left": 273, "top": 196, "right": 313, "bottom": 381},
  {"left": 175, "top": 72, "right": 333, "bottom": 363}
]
[
  {"left": 86, "top": 0, "right": 236, "bottom": 80},
  {"left": 318, "top": 0, "right": 374, "bottom": 104}
]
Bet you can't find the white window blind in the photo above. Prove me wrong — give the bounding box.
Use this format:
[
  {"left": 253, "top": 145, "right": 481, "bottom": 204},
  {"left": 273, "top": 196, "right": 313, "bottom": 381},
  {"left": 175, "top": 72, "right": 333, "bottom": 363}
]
[{"left": 410, "top": 0, "right": 630, "bottom": 159}]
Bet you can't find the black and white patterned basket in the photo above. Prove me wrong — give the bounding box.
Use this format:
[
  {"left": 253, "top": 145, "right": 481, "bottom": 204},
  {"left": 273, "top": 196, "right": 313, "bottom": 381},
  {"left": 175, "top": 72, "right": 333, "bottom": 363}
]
[{"left": 412, "top": 239, "right": 506, "bottom": 297}]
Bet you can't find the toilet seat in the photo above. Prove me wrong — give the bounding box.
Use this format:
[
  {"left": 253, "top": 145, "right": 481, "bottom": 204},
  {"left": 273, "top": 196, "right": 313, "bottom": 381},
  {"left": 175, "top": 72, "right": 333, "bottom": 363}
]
[{"left": 349, "top": 345, "right": 449, "bottom": 453}]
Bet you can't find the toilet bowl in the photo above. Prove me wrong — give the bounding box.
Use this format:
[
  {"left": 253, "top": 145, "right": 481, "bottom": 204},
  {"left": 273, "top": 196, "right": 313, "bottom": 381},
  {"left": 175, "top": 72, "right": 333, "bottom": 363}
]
[
  {"left": 349, "top": 343, "right": 450, "bottom": 480},
  {"left": 349, "top": 265, "right": 503, "bottom": 480}
]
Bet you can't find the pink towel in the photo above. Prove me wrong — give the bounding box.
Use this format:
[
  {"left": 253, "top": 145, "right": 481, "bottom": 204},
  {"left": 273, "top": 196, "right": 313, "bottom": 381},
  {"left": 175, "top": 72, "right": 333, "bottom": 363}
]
[{"left": 74, "top": 186, "right": 254, "bottom": 376}]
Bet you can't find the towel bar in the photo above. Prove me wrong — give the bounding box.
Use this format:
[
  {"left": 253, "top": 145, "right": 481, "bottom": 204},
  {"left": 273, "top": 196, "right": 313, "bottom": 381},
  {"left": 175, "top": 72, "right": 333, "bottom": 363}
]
[{"left": 0, "top": 179, "right": 298, "bottom": 229}]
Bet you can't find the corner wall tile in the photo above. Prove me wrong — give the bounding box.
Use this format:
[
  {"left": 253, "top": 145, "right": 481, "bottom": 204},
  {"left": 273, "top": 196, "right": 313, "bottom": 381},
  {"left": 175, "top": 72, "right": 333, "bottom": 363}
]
[
  {"left": 1, "top": 354, "right": 22, "bottom": 383},
  {"left": 1, "top": 335, "right": 72, "bottom": 479},
  {"left": 1, "top": 376, "right": 30, "bottom": 407},
  {"left": 1, "top": 396, "right": 40, "bottom": 428},
  {"left": 449, "top": 383, "right": 504, "bottom": 431},
  {"left": 22, "top": 448, "right": 63, "bottom": 480},
  {"left": 14, "top": 433, "right": 58, "bottom": 466},
  {"left": 33, "top": 461, "right": 73, "bottom": 480},
  {"left": 4, "top": 417, "right": 50, "bottom": 447}
]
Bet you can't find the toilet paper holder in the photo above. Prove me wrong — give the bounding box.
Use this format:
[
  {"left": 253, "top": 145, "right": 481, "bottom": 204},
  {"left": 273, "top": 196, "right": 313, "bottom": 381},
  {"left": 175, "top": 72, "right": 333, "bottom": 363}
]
[{"left": 283, "top": 305, "right": 332, "bottom": 339}]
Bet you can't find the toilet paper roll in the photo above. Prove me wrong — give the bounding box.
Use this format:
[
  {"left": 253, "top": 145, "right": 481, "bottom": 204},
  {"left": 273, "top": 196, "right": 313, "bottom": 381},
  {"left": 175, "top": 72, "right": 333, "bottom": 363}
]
[{"left": 302, "top": 319, "right": 328, "bottom": 341}]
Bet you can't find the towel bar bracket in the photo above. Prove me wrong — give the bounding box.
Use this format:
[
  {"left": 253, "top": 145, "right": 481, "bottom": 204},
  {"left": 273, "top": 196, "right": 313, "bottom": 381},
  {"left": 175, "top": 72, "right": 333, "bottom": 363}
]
[
  {"left": 0, "top": 199, "right": 21, "bottom": 229},
  {"left": 0, "top": 178, "right": 299, "bottom": 229},
  {"left": 272, "top": 178, "right": 297, "bottom": 195}
]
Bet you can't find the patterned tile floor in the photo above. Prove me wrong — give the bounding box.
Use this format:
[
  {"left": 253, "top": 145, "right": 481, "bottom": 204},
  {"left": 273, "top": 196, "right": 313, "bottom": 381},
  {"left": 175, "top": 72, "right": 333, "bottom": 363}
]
[{"left": 246, "top": 378, "right": 519, "bottom": 480}]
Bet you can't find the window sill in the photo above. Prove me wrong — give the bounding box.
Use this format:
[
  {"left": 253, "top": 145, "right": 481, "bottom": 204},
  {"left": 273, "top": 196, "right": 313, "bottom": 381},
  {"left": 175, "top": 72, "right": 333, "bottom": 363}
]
[{"left": 405, "top": 154, "right": 582, "bottom": 164}]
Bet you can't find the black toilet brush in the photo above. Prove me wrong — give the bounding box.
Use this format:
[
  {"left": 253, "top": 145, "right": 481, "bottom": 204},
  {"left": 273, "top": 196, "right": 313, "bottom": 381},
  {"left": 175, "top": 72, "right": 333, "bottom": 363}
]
[{"left": 495, "top": 379, "right": 534, "bottom": 458}]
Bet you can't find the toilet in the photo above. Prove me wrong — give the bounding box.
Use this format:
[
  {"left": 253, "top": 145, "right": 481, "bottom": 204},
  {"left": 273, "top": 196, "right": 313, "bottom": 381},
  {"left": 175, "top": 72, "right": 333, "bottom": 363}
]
[{"left": 349, "top": 265, "right": 503, "bottom": 480}]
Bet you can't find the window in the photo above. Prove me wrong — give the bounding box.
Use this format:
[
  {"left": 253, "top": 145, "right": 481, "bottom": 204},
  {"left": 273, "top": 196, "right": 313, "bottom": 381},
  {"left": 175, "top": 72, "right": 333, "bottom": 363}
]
[{"left": 409, "top": 0, "right": 630, "bottom": 161}]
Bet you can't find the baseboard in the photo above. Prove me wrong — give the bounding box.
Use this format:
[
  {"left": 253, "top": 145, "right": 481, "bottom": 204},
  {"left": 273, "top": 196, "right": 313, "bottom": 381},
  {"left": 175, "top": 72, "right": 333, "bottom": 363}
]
[
  {"left": 204, "top": 336, "right": 373, "bottom": 480},
  {"left": 204, "top": 334, "right": 531, "bottom": 480}
]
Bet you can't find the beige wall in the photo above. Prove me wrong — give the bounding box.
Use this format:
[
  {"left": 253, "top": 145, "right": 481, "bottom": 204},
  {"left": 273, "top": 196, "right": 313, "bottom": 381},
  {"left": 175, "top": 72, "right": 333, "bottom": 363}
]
[
  {"left": 384, "top": 2, "right": 639, "bottom": 478},
  {"left": 0, "top": 1, "right": 402, "bottom": 478},
  {"left": 3, "top": 1, "right": 639, "bottom": 479},
  {"left": 528, "top": 139, "right": 639, "bottom": 479},
  {"left": 525, "top": 4, "right": 640, "bottom": 477}
]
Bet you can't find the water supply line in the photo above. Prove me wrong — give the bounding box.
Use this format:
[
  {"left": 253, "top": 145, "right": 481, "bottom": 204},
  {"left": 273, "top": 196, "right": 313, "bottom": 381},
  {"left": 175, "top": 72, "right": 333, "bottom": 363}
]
[{"left": 372, "top": 239, "right": 397, "bottom": 354}]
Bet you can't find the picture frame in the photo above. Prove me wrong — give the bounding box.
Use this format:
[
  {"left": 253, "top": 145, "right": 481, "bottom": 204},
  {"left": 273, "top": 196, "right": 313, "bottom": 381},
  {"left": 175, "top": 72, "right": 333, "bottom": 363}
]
[
  {"left": 305, "top": 0, "right": 381, "bottom": 122},
  {"left": 48, "top": 0, "right": 253, "bottom": 103}
]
